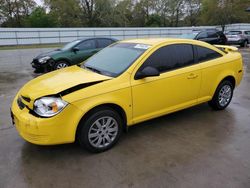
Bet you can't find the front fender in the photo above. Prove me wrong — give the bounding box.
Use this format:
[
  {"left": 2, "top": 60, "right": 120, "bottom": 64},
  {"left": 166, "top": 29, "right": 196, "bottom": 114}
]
[{"left": 70, "top": 87, "right": 133, "bottom": 128}]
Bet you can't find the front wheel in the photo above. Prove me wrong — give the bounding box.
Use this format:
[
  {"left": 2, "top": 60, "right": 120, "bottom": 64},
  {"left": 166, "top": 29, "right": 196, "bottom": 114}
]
[
  {"left": 77, "top": 107, "right": 123, "bottom": 153},
  {"left": 208, "top": 80, "right": 234, "bottom": 110},
  {"left": 54, "top": 61, "right": 69, "bottom": 70}
]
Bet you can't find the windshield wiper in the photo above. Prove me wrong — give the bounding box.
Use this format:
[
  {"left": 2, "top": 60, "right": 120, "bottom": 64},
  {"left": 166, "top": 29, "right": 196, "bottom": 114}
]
[{"left": 84, "top": 65, "right": 102, "bottom": 74}]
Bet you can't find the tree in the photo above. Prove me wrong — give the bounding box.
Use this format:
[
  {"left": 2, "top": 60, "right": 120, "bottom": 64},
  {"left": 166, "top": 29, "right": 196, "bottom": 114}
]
[
  {"left": 183, "top": 0, "right": 201, "bottom": 26},
  {"left": 153, "top": 0, "right": 185, "bottom": 27},
  {"left": 79, "top": 0, "right": 97, "bottom": 26},
  {"left": 44, "top": 0, "right": 82, "bottom": 27},
  {"left": 25, "top": 7, "right": 56, "bottom": 27},
  {"left": 113, "top": 0, "right": 133, "bottom": 27},
  {"left": 131, "top": 0, "right": 155, "bottom": 26},
  {"left": 200, "top": 0, "right": 250, "bottom": 30},
  {"left": 1, "top": 0, "right": 250, "bottom": 28},
  {"left": 0, "top": 0, "right": 36, "bottom": 27}
]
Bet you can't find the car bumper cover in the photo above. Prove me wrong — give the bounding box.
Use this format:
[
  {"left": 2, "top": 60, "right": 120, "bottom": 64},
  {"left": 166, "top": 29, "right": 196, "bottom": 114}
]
[{"left": 11, "top": 95, "right": 83, "bottom": 145}]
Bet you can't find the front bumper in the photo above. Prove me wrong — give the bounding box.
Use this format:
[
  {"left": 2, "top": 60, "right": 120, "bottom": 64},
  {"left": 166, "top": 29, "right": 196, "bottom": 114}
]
[
  {"left": 11, "top": 95, "right": 83, "bottom": 145},
  {"left": 31, "top": 59, "right": 55, "bottom": 72}
]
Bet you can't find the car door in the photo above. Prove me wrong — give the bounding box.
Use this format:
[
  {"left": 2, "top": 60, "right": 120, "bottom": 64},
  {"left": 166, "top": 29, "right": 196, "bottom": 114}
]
[
  {"left": 206, "top": 31, "right": 220, "bottom": 44},
  {"left": 194, "top": 45, "right": 224, "bottom": 102},
  {"left": 197, "top": 31, "right": 219, "bottom": 44},
  {"left": 71, "top": 39, "right": 97, "bottom": 64},
  {"left": 131, "top": 44, "right": 201, "bottom": 124}
]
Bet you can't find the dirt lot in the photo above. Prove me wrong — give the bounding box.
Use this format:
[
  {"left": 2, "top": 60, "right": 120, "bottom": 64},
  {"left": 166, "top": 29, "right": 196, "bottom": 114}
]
[{"left": 0, "top": 47, "right": 250, "bottom": 188}]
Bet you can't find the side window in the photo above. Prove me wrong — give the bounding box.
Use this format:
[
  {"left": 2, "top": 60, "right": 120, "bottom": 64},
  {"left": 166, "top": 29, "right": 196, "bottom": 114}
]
[
  {"left": 77, "top": 40, "right": 96, "bottom": 50},
  {"left": 97, "top": 39, "right": 112, "bottom": 48},
  {"left": 196, "top": 46, "right": 222, "bottom": 62},
  {"left": 244, "top": 31, "right": 250, "bottom": 35},
  {"left": 140, "top": 44, "right": 194, "bottom": 73},
  {"left": 197, "top": 32, "right": 208, "bottom": 39},
  {"left": 208, "top": 31, "right": 218, "bottom": 38}
]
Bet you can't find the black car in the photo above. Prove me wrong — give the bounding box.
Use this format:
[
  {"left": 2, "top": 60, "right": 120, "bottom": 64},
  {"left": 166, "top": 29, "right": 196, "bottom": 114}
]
[
  {"left": 31, "top": 37, "right": 117, "bottom": 73},
  {"left": 180, "top": 29, "right": 227, "bottom": 45}
]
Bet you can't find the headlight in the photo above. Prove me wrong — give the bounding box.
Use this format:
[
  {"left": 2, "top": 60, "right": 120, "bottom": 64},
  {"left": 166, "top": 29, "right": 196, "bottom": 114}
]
[
  {"left": 38, "top": 56, "right": 51, "bottom": 64},
  {"left": 34, "top": 97, "right": 68, "bottom": 117}
]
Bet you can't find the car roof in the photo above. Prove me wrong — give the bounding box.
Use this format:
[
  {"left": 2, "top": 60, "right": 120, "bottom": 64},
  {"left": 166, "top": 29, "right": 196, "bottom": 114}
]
[
  {"left": 226, "top": 30, "right": 247, "bottom": 32},
  {"left": 192, "top": 28, "right": 219, "bottom": 32},
  {"left": 120, "top": 38, "right": 201, "bottom": 46},
  {"left": 80, "top": 37, "right": 118, "bottom": 41}
]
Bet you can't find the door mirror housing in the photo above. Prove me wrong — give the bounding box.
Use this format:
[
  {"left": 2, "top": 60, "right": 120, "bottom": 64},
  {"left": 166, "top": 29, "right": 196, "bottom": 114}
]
[
  {"left": 72, "top": 47, "right": 80, "bottom": 52},
  {"left": 135, "top": 66, "right": 160, "bottom": 80}
]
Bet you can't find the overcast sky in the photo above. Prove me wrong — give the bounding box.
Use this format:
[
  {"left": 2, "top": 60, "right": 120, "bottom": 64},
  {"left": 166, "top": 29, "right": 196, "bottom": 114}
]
[{"left": 34, "top": 0, "right": 43, "bottom": 6}]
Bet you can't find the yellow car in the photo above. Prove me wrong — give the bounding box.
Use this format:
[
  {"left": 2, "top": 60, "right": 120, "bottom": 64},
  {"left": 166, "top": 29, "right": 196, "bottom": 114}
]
[{"left": 11, "top": 38, "right": 243, "bottom": 152}]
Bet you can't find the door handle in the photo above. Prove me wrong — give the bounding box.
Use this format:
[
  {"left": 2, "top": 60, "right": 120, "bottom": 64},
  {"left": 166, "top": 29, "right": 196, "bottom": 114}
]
[{"left": 187, "top": 73, "right": 198, "bottom": 79}]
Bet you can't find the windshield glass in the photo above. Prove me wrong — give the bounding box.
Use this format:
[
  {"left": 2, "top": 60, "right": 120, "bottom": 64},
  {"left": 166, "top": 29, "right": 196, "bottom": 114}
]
[
  {"left": 61, "top": 40, "right": 81, "bottom": 51},
  {"left": 82, "top": 43, "right": 149, "bottom": 77}
]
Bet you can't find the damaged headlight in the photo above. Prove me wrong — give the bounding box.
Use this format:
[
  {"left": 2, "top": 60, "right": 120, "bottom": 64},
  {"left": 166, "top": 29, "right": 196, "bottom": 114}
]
[
  {"left": 38, "top": 56, "right": 51, "bottom": 64},
  {"left": 34, "top": 97, "right": 68, "bottom": 117}
]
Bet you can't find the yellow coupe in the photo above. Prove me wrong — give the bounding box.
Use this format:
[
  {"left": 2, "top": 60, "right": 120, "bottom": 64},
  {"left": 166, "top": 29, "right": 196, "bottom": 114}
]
[{"left": 11, "top": 38, "right": 243, "bottom": 152}]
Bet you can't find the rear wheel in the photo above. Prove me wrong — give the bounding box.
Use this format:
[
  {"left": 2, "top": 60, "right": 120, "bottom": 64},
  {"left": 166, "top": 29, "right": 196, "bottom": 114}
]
[
  {"left": 54, "top": 60, "right": 69, "bottom": 70},
  {"left": 77, "top": 107, "right": 123, "bottom": 153},
  {"left": 241, "top": 40, "right": 248, "bottom": 48},
  {"left": 208, "top": 80, "right": 234, "bottom": 110}
]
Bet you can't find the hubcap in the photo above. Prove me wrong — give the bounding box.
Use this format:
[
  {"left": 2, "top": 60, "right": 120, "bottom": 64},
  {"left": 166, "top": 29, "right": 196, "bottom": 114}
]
[
  {"left": 218, "top": 85, "right": 232, "bottom": 107},
  {"left": 56, "top": 62, "right": 68, "bottom": 69},
  {"left": 88, "top": 116, "right": 118, "bottom": 148}
]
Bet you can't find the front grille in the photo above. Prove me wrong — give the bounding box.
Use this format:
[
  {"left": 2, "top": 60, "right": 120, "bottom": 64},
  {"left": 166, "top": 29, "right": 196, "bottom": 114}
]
[
  {"left": 33, "top": 59, "right": 39, "bottom": 64},
  {"left": 17, "top": 97, "right": 25, "bottom": 110}
]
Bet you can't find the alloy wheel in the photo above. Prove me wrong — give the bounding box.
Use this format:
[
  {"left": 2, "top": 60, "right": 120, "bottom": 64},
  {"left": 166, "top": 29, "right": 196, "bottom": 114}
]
[
  {"left": 218, "top": 85, "right": 232, "bottom": 107},
  {"left": 56, "top": 62, "right": 68, "bottom": 69},
  {"left": 88, "top": 116, "right": 118, "bottom": 148}
]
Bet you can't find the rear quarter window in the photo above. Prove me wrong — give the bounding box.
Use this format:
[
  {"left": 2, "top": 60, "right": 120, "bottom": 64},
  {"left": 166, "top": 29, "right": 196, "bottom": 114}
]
[
  {"left": 196, "top": 46, "right": 222, "bottom": 63},
  {"left": 97, "top": 39, "right": 113, "bottom": 48},
  {"left": 208, "top": 32, "right": 218, "bottom": 38}
]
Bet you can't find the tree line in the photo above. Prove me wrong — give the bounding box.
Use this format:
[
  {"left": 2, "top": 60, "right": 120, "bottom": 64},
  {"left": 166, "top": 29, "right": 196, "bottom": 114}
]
[{"left": 0, "top": 0, "right": 249, "bottom": 28}]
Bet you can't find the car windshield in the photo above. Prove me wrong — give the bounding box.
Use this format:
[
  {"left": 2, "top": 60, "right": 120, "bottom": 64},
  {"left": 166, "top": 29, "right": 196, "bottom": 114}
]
[
  {"left": 179, "top": 33, "right": 197, "bottom": 39},
  {"left": 227, "top": 31, "right": 242, "bottom": 35},
  {"left": 82, "top": 43, "right": 149, "bottom": 77},
  {"left": 61, "top": 40, "right": 81, "bottom": 51}
]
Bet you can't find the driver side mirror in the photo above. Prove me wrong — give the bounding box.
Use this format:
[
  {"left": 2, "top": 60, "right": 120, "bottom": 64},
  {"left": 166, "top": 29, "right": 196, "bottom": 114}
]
[
  {"left": 135, "top": 66, "right": 160, "bottom": 80},
  {"left": 72, "top": 47, "right": 80, "bottom": 53}
]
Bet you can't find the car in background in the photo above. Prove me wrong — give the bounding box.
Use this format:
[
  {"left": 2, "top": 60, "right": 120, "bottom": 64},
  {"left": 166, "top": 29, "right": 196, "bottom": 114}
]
[
  {"left": 31, "top": 37, "right": 117, "bottom": 73},
  {"left": 225, "top": 30, "right": 249, "bottom": 47},
  {"left": 180, "top": 29, "right": 227, "bottom": 45},
  {"left": 12, "top": 38, "right": 243, "bottom": 152}
]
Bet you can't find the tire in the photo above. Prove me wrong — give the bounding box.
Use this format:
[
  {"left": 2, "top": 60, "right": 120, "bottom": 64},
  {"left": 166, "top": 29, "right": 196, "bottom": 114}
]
[
  {"left": 54, "top": 60, "right": 69, "bottom": 70},
  {"left": 240, "top": 40, "right": 248, "bottom": 48},
  {"left": 34, "top": 68, "right": 43, "bottom": 73},
  {"left": 208, "top": 80, "right": 234, "bottom": 110},
  {"left": 77, "top": 107, "right": 123, "bottom": 153}
]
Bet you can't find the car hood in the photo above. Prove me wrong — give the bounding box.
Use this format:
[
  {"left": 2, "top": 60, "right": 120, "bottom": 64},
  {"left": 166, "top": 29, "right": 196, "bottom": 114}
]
[
  {"left": 19, "top": 66, "right": 112, "bottom": 101},
  {"left": 34, "top": 49, "right": 64, "bottom": 59}
]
